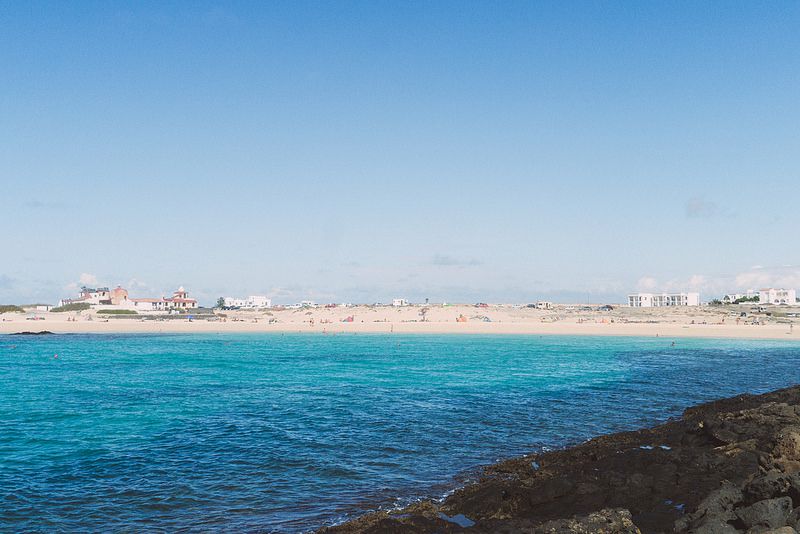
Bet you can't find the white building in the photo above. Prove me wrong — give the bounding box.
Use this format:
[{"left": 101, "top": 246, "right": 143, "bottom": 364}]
[
  {"left": 392, "top": 298, "right": 409, "bottom": 307},
  {"left": 247, "top": 295, "right": 271, "bottom": 308},
  {"left": 628, "top": 292, "right": 700, "bottom": 307},
  {"left": 759, "top": 288, "right": 797, "bottom": 306},
  {"left": 59, "top": 286, "right": 111, "bottom": 307},
  {"left": 132, "top": 298, "right": 168, "bottom": 312},
  {"left": 536, "top": 301, "right": 553, "bottom": 310},
  {"left": 223, "top": 296, "right": 271, "bottom": 308},
  {"left": 132, "top": 287, "right": 197, "bottom": 313}
]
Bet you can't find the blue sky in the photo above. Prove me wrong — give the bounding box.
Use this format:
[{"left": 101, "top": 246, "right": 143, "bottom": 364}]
[{"left": 1, "top": 1, "right": 798, "bottom": 305}]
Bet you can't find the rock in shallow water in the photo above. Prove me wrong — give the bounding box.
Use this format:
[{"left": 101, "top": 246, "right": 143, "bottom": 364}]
[
  {"left": 322, "top": 386, "right": 800, "bottom": 534},
  {"left": 9, "top": 330, "right": 54, "bottom": 335}
]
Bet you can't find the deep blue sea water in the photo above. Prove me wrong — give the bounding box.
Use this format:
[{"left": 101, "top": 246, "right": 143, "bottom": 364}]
[{"left": 1, "top": 333, "right": 799, "bottom": 532}]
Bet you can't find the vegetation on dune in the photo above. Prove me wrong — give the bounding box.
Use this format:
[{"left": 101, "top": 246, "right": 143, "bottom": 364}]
[
  {"left": 97, "top": 309, "right": 138, "bottom": 315},
  {"left": 50, "top": 303, "right": 91, "bottom": 312},
  {"left": 0, "top": 305, "right": 25, "bottom": 313}
]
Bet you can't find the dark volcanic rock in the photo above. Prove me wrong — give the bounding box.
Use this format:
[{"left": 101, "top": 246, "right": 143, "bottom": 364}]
[
  {"left": 675, "top": 481, "right": 742, "bottom": 532},
  {"left": 322, "top": 386, "right": 800, "bottom": 534},
  {"left": 532, "top": 508, "right": 641, "bottom": 533},
  {"left": 744, "top": 471, "right": 795, "bottom": 503},
  {"left": 735, "top": 497, "right": 793, "bottom": 529},
  {"left": 9, "top": 330, "right": 54, "bottom": 335}
]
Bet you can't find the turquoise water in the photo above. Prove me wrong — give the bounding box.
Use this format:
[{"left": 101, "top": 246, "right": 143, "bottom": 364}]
[{"left": 1, "top": 333, "right": 799, "bottom": 532}]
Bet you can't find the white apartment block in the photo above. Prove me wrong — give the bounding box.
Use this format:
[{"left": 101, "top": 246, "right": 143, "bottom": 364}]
[
  {"left": 759, "top": 288, "right": 797, "bottom": 306},
  {"left": 628, "top": 292, "right": 700, "bottom": 307},
  {"left": 223, "top": 295, "right": 271, "bottom": 308},
  {"left": 392, "top": 298, "right": 409, "bottom": 307}
]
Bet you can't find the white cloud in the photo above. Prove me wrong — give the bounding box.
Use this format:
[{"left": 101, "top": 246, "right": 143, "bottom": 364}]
[
  {"left": 734, "top": 266, "right": 800, "bottom": 290},
  {"left": 636, "top": 277, "right": 658, "bottom": 291},
  {"left": 264, "top": 286, "right": 337, "bottom": 303},
  {"left": 126, "top": 278, "right": 153, "bottom": 294},
  {"left": 686, "top": 274, "right": 706, "bottom": 290},
  {"left": 63, "top": 273, "right": 101, "bottom": 295},
  {"left": 79, "top": 273, "right": 98, "bottom": 286},
  {"left": 635, "top": 274, "right": 725, "bottom": 296}
]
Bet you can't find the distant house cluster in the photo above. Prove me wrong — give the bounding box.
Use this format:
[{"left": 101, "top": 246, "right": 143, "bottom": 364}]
[
  {"left": 718, "top": 288, "right": 797, "bottom": 306},
  {"left": 60, "top": 286, "right": 197, "bottom": 313},
  {"left": 628, "top": 287, "right": 798, "bottom": 307},
  {"left": 627, "top": 292, "right": 700, "bottom": 308},
  {"left": 222, "top": 296, "right": 271, "bottom": 309}
]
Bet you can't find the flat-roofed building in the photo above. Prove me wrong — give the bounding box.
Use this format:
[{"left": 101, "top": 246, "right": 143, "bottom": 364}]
[
  {"left": 628, "top": 292, "right": 700, "bottom": 307},
  {"left": 759, "top": 288, "right": 797, "bottom": 306},
  {"left": 59, "top": 286, "right": 111, "bottom": 307},
  {"left": 223, "top": 295, "right": 271, "bottom": 308},
  {"left": 131, "top": 298, "right": 168, "bottom": 312},
  {"left": 247, "top": 295, "right": 271, "bottom": 308}
]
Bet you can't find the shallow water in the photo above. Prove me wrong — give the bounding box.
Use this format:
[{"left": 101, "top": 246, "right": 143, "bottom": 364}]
[{"left": 1, "top": 333, "right": 799, "bottom": 532}]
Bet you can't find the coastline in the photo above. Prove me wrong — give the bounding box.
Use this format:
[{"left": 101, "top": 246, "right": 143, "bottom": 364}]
[
  {"left": 1, "top": 304, "right": 798, "bottom": 340},
  {"left": 1, "top": 321, "right": 797, "bottom": 341},
  {"left": 323, "top": 385, "right": 800, "bottom": 533}
]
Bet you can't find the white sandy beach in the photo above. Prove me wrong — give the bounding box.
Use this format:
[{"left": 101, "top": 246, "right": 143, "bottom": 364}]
[{"left": 2, "top": 304, "right": 797, "bottom": 340}]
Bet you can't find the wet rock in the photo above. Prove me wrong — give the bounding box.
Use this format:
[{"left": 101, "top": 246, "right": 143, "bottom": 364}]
[
  {"left": 735, "top": 497, "right": 794, "bottom": 529},
  {"left": 438, "top": 512, "right": 475, "bottom": 528},
  {"left": 527, "top": 477, "right": 575, "bottom": 506}
]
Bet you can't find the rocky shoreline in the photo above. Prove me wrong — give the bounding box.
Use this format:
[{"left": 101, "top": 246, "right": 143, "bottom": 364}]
[{"left": 322, "top": 385, "right": 800, "bottom": 533}]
